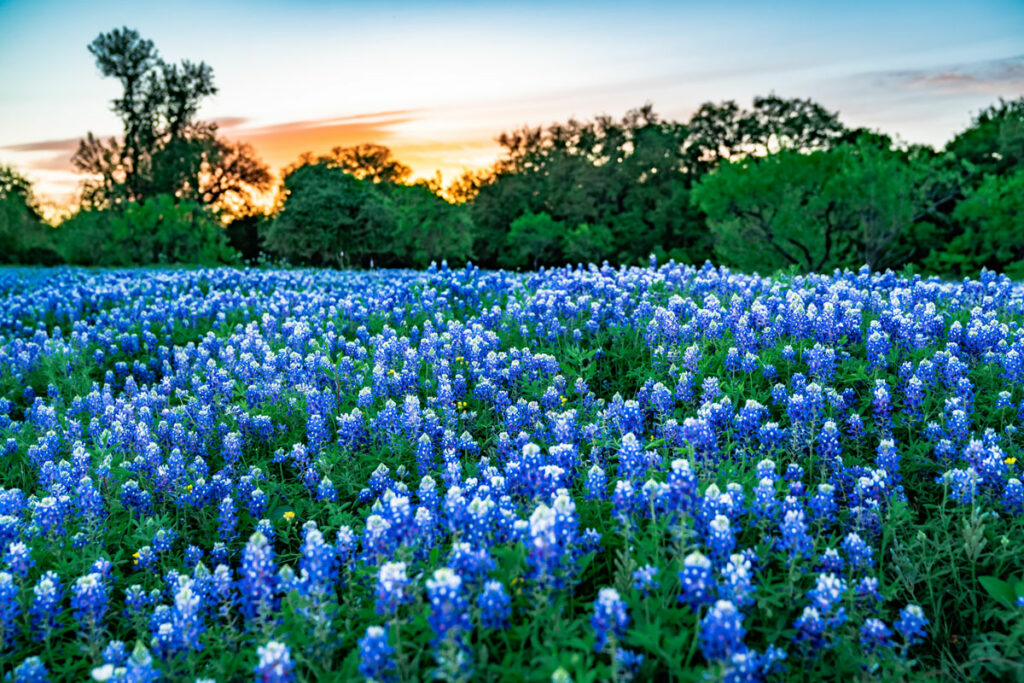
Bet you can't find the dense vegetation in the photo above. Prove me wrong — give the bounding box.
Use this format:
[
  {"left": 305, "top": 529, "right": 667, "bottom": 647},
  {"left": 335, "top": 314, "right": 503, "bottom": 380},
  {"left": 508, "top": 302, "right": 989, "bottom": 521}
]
[
  {"left": 3, "top": 28, "right": 1022, "bottom": 277},
  {"left": 1, "top": 264, "right": 1023, "bottom": 681}
]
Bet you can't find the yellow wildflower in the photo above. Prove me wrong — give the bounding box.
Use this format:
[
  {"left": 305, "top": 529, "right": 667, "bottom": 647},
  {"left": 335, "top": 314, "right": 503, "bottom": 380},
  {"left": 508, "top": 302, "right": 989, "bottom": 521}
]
[{"left": 283, "top": 511, "right": 295, "bottom": 522}]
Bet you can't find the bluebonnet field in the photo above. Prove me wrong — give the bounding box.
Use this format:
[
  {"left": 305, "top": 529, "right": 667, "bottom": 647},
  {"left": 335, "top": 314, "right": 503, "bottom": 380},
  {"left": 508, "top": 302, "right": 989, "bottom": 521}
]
[{"left": 0, "top": 260, "right": 1022, "bottom": 682}]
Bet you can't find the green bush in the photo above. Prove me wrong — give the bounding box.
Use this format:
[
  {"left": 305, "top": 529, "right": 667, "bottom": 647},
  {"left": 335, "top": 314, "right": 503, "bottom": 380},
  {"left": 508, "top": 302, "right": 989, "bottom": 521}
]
[
  {"left": 693, "top": 141, "right": 950, "bottom": 273},
  {"left": 0, "top": 195, "right": 60, "bottom": 264},
  {"left": 56, "top": 194, "right": 237, "bottom": 266}
]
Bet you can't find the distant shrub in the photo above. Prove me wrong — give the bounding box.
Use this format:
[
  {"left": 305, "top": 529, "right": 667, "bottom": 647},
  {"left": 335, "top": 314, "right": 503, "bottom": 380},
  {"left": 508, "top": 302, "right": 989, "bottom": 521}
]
[
  {"left": 0, "top": 195, "right": 60, "bottom": 265},
  {"left": 57, "top": 194, "right": 238, "bottom": 266}
]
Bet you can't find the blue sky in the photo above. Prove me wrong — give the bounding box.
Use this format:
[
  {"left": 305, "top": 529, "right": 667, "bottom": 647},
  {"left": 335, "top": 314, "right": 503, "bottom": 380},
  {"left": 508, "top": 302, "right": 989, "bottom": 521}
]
[{"left": 1, "top": 0, "right": 1022, "bottom": 206}]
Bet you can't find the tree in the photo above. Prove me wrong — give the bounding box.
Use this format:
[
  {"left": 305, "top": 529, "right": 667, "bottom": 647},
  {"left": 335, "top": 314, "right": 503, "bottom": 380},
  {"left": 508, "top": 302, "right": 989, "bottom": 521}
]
[
  {"left": 693, "top": 140, "right": 948, "bottom": 273},
  {"left": 0, "top": 165, "right": 59, "bottom": 264},
  {"left": 197, "top": 139, "right": 274, "bottom": 214},
  {"left": 947, "top": 97, "right": 1024, "bottom": 178},
  {"left": 502, "top": 212, "right": 566, "bottom": 269},
  {"left": 0, "top": 164, "right": 35, "bottom": 208},
  {"left": 262, "top": 162, "right": 397, "bottom": 267},
  {"left": 683, "top": 94, "right": 847, "bottom": 175},
  {"left": 924, "top": 171, "right": 1024, "bottom": 277},
  {"left": 472, "top": 104, "right": 709, "bottom": 267},
  {"left": 56, "top": 196, "right": 237, "bottom": 266},
  {"left": 562, "top": 223, "right": 614, "bottom": 265},
  {"left": 693, "top": 149, "right": 844, "bottom": 273},
  {"left": 323, "top": 144, "right": 412, "bottom": 185},
  {"left": 445, "top": 169, "right": 492, "bottom": 204},
  {"left": 73, "top": 27, "right": 270, "bottom": 217},
  {"left": 391, "top": 183, "right": 474, "bottom": 268}
]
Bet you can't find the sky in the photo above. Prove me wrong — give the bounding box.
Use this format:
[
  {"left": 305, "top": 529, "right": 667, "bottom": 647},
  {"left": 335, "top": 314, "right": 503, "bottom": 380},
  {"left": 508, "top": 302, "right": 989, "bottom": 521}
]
[{"left": 1, "top": 0, "right": 1022, "bottom": 209}]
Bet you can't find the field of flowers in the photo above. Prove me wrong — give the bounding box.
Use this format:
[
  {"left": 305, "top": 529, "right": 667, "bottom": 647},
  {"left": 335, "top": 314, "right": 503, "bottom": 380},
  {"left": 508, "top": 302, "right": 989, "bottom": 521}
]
[{"left": 0, "top": 261, "right": 1023, "bottom": 682}]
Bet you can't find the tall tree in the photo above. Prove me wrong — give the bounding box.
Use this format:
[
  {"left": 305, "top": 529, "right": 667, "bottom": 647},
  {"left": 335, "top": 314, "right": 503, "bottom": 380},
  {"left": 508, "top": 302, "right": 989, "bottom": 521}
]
[{"left": 72, "top": 27, "right": 270, "bottom": 216}]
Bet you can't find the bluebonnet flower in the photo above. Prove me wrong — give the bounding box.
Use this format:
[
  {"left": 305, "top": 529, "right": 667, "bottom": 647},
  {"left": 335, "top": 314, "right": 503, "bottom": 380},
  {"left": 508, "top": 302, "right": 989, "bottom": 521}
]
[
  {"left": 860, "top": 618, "right": 893, "bottom": 653},
  {"left": 779, "top": 509, "right": 813, "bottom": 559},
  {"left": 841, "top": 532, "right": 874, "bottom": 572},
  {"left": 699, "top": 600, "right": 745, "bottom": 661},
  {"left": 793, "top": 606, "right": 830, "bottom": 654},
  {"left": 632, "top": 565, "right": 659, "bottom": 596},
  {"left": 894, "top": 604, "right": 928, "bottom": 648},
  {"left": 249, "top": 488, "right": 268, "bottom": 519},
  {"left": 525, "top": 492, "right": 579, "bottom": 588},
  {"left": 807, "top": 573, "right": 846, "bottom": 614},
  {"left": 255, "top": 640, "right": 295, "bottom": 682},
  {"left": 239, "top": 531, "right": 278, "bottom": 626},
  {"left": 706, "top": 514, "right": 735, "bottom": 558},
  {"left": 678, "top": 551, "right": 715, "bottom": 610},
  {"left": 12, "top": 656, "right": 49, "bottom": 682},
  {"left": 376, "top": 562, "right": 411, "bottom": 615},
  {"left": 4, "top": 542, "right": 32, "bottom": 578},
  {"left": 720, "top": 553, "right": 755, "bottom": 608},
  {"left": 584, "top": 464, "right": 607, "bottom": 500},
  {"left": 426, "top": 568, "right": 470, "bottom": 646},
  {"left": 592, "top": 587, "right": 629, "bottom": 652},
  {"left": 71, "top": 571, "right": 108, "bottom": 636},
  {"left": 615, "top": 648, "right": 644, "bottom": 680},
  {"left": 0, "top": 572, "right": 18, "bottom": 649},
  {"left": 854, "top": 576, "right": 883, "bottom": 609},
  {"left": 358, "top": 625, "right": 395, "bottom": 681},
  {"left": 478, "top": 580, "right": 511, "bottom": 629},
  {"left": 30, "top": 571, "right": 61, "bottom": 641}
]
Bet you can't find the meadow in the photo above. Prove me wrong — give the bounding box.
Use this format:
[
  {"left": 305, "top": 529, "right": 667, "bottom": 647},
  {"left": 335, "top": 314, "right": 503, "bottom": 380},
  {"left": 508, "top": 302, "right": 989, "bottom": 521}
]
[{"left": 0, "top": 261, "right": 1022, "bottom": 682}]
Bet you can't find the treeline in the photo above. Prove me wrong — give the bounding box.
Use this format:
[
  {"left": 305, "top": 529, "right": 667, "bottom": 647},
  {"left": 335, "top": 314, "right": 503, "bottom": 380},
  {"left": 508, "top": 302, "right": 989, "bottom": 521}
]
[{"left": 2, "top": 27, "right": 1022, "bottom": 276}]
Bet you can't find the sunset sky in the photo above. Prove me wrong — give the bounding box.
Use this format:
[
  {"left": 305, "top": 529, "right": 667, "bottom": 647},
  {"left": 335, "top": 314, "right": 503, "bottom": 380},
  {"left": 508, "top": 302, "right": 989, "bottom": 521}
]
[{"left": 1, "top": 0, "right": 1022, "bottom": 209}]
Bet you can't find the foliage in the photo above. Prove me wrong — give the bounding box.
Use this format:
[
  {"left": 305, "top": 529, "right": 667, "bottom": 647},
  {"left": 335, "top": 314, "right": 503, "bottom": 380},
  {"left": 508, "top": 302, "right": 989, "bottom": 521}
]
[
  {"left": 501, "top": 211, "right": 566, "bottom": 269},
  {"left": 946, "top": 96, "right": 1024, "bottom": 179},
  {"left": 262, "top": 162, "right": 398, "bottom": 267},
  {"left": 390, "top": 183, "right": 475, "bottom": 268},
  {"left": 472, "top": 105, "right": 712, "bottom": 268},
  {"left": 924, "top": 171, "right": 1024, "bottom": 277},
  {"left": 562, "top": 222, "right": 615, "bottom": 265},
  {"left": 56, "top": 195, "right": 237, "bottom": 265},
  {"left": 693, "top": 140, "right": 953, "bottom": 273},
  {"left": 0, "top": 165, "right": 59, "bottom": 264},
  {"left": 682, "top": 94, "right": 847, "bottom": 176}
]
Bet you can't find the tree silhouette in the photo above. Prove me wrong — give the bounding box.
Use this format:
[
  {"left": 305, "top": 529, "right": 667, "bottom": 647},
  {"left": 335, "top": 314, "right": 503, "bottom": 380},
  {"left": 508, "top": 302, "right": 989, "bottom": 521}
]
[{"left": 73, "top": 27, "right": 270, "bottom": 216}]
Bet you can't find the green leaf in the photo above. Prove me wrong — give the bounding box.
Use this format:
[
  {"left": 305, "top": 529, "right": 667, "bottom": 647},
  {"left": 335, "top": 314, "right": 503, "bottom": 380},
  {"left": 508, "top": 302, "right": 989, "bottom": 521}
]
[{"left": 979, "top": 575, "right": 1016, "bottom": 608}]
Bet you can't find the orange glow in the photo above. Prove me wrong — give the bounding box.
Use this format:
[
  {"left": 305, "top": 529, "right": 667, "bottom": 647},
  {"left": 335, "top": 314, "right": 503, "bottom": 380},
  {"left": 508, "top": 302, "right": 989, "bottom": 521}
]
[{"left": 229, "top": 114, "right": 503, "bottom": 189}]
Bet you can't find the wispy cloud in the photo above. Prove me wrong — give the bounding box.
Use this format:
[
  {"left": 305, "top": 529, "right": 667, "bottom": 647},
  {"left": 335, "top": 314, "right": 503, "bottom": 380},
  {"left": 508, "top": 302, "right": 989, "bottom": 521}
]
[
  {"left": 873, "top": 55, "right": 1024, "bottom": 94},
  {"left": 2, "top": 137, "right": 80, "bottom": 153}
]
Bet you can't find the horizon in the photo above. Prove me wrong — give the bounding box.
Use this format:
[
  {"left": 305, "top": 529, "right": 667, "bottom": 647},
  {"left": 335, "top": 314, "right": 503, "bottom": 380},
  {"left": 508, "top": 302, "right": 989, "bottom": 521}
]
[{"left": 1, "top": 0, "right": 1022, "bottom": 211}]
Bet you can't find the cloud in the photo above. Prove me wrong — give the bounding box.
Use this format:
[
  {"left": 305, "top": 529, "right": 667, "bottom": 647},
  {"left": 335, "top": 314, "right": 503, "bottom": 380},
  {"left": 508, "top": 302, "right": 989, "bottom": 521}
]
[
  {"left": 2, "top": 137, "right": 81, "bottom": 153},
  {"left": 874, "top": 55, "right": 1024, "bottom": 94},
  {"left": 224, "top": 109, "right": 426, "bottom": 172}
]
